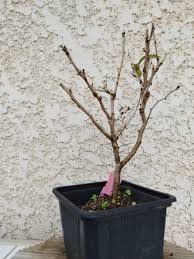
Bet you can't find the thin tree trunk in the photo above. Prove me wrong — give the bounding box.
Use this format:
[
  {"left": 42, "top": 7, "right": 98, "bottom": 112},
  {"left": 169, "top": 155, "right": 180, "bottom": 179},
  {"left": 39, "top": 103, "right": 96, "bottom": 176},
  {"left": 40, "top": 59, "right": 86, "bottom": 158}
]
[
  {"left": 112, "top": 165, "right": 121, "bottom": 199},
  {"left": 111, "top": 139, "right": 122, "bottom": 199}
]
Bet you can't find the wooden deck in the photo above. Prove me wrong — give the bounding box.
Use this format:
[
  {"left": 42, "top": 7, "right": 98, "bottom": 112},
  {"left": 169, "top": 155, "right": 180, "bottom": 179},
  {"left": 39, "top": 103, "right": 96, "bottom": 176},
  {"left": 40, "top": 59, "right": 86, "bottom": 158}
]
[
  {"left": 7, "top": 238, "right": 193, "bottom": 259},
  {"left": 0, "top": 239, "right": 41, "bottom": 259}
]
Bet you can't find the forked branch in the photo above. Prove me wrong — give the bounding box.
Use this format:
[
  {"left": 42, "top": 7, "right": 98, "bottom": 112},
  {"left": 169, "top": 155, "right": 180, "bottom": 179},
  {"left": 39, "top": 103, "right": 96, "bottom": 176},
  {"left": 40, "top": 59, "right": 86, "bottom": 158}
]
[
  {"left": 60, "top": 83, "right": 112, "bottom": 140},
  {"left": 120, "top": 85, "right": 180, "bottom": 169},
  {"left": 61, "top": 45, "right": 111, "bottom": 120},
  {"left": 117, "top": 24, "right": 161, "bottom": 138}
]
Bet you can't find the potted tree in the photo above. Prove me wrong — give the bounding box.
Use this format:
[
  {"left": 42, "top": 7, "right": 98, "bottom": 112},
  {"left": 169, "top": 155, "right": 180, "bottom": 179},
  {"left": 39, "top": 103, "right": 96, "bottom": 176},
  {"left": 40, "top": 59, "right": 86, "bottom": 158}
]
[{"left": 53, "top": 24, "right": 179, "bottom": 259}]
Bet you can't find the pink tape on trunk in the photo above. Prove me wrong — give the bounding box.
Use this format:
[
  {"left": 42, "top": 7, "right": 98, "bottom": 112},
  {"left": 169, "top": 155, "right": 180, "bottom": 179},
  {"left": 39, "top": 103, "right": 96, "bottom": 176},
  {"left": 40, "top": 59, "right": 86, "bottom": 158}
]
[{"left": 100, "top": 173, "right": 114, "bottom": 196}]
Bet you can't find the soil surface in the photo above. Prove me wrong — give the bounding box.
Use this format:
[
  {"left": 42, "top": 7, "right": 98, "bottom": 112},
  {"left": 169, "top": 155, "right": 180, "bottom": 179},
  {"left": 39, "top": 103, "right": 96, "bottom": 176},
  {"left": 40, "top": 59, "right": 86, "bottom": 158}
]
[{"left": 80, "top": 189, "right": 137, "bottom": 211}]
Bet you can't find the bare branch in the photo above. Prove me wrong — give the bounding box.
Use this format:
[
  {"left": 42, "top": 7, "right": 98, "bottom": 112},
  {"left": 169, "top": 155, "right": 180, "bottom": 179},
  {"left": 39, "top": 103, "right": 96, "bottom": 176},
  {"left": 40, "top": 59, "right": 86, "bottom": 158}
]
[
  {"left": 60, "top": 83, "right": 112, "bottom": 140},
  {"left": 107, "top": 31, "right": 126, "bottom": 173},
  {"left": 141, "top": 61, "right": 162, "bottom": 100},
  {"left": 139, "top": 29, "right": 152, "bottom": 124},
  {"left": 142, "top": 23, "right": 155, "bottom": 89},
  {"left": 141, "top": 24, "right": 162, "bottom": 99},
  {"left": 96, "top": 87, "right": 112, "bottom": 95},
  {"left": 120, "top": 24, "right": 180, "bottom": 170},
  {"left": 142, "top": 29, "right": 150, "bottom": 85},
  {"left": 110, "top": 94, "right": 115, "bottom": 120},
  {"left": 116, "top": 95, "right": 141, "bottom": 139},
  {"left": 108, "top": 31, "right": 126, "bottom": 169},
  {"left": 61, "top": 45, "right": 111, "bottom": 120},
  {"left": 149, "top": 23, "right": 155, "bottom": 41},
  {"left": 152, "top": 23, "right": 159, "bottom": 66},
  {"left": 102, "top": 74, "right": 111, "bottom": 94},
  {"left": 148, "top": 85, "right": 180, "bottom": 119},
  {"left": 114, "top": 32, "right": 126, "bottom": 96},
  {"left": 140, "top": 24, "right": 163, "bottom": 123},
  {"left": 120, "top": 85, "right": 180, "bottom": 168},
  {"left": 121, "top": 118, "right": 148, "bottom": 168}
]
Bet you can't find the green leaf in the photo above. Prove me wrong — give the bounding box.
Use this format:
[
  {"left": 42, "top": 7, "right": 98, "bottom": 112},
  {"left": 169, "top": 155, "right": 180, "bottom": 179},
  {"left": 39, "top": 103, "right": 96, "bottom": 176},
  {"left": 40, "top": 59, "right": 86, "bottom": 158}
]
[
  {"left": 101, "top": 200, "right": 109, "bottom": 209},
  {"left": 125, "top": 189, "right": 132, "bottom": 196},
  {"left": 138, "top": 54, "right": 159, "bottom": 65},
  {"left": 90, "top": 194, "right": 97, "bottom": 202},
  {"left": 131, "top": 63, "right": 142, "bottom": 77}
]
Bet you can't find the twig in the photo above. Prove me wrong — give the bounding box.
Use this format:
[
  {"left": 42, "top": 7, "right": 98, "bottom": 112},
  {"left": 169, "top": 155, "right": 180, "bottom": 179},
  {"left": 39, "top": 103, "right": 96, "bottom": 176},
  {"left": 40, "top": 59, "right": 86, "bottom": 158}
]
[
  {"left": 121, "top": 118, "right": 148, "bottom": 168},
  {"left": 114, "top": 32, "right": 126, "bottom": 96},
  {"left": 142, "top": 29, "right": 150, "bottom": 85},
  {"left": 60, "top": 83, "right": 112, "bottom": 140},
  {"left": 152, "top": 23, "right": 159, "bottom": 66},
  {"left": 120, "top": 85, "right": 180, "bottom": 168},
  {"left": 116, "top": 96, "right": 141, "bottom": 138},
  {"left": 141, "top": 60, "right": 163, "bottom": 102},
  {"left": 149, "top": 23, "right": 155, "bottom": 42},
  {"left": 148, "top": 86, "right": 180, "bottom": 119},
  {"left": 97, "top": 85, "right": 112, "bottom": 95},
  {"left": 102, "top": 74, "right": 110, "bottom": 93},
  {"left": 106, "top": 31, "right": 127, "bottom": 172},
  {"left": 140, "top": 23, "right": 161, "bottom": 123},
  {"left": 96, "top": 89, "right": 111, "bottom": 95},
  {"left": 61, "top": 45, "right": 111, "bottom": 120}
]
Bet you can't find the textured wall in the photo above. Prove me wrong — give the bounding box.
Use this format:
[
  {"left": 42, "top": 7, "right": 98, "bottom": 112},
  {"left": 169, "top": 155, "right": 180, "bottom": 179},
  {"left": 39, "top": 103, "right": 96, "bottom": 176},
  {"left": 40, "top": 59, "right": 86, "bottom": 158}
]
[{"left": 0, "top": 0, "right": 193, "bottom": 251}]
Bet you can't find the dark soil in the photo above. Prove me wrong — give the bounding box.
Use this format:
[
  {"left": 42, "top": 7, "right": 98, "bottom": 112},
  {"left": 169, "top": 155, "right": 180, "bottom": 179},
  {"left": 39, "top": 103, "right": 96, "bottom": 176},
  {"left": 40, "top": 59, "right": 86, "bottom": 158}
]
[{"left": 80, "top": 189, "right": 137, "bottom": 211}]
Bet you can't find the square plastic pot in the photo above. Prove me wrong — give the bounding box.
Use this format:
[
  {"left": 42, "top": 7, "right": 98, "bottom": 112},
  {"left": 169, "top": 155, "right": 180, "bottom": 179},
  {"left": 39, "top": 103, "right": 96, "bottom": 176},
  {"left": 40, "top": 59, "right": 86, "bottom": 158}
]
[{"left": 53, "top": 181, "right": 176, "bottom": 259}]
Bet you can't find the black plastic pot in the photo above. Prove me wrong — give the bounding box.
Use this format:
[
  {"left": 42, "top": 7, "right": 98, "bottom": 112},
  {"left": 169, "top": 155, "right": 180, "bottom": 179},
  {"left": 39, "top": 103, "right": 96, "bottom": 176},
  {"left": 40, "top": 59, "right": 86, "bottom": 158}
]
[{"left": 53, "top": 180, "right": 176, "bottom": 259}]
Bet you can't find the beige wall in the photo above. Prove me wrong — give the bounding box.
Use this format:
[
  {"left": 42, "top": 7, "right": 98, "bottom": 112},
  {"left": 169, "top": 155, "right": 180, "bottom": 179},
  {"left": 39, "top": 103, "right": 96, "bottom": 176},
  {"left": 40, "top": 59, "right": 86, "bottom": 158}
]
[{"left": 0, "top": 0, "right": 193, "bottom": 251}]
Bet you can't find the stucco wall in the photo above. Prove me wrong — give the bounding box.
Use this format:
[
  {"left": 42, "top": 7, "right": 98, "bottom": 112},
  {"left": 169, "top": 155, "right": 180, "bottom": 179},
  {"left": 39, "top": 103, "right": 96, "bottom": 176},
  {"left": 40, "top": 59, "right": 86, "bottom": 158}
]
[{"left": 0, "top": 0, "right": 193, "bottom": 252}]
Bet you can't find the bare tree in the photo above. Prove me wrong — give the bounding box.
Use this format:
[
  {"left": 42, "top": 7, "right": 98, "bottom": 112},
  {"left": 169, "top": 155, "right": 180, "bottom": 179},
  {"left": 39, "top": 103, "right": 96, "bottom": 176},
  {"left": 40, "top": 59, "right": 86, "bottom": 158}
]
[{"left": 59, "top": 24, "right": 180, "bottom": 200}]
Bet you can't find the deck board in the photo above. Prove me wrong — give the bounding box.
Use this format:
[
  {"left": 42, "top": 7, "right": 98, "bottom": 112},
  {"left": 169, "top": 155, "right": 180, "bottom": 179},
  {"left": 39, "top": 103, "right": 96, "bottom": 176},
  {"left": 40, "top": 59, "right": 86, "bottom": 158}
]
[{"left": 12, "top": 238, "right": 194, "bottom": 259}]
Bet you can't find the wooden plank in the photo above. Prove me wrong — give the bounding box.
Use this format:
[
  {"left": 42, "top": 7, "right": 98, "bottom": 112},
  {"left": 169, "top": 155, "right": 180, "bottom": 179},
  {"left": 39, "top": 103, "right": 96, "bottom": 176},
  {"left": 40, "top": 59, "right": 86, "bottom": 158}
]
[
  {"left": 13, "top": 251, "right": 65, "bottom": 259},
  {"left": 164, "top": 241, "right": 194, "bottom": 258},
  {"left": 20, "top": 239, "right": 65, "bottom": 254},
  {"left": 12, "top": 239, "right": 194, "bottom": 259},
  {"left": 0, "top": 239, "right": 41, "bottom": 246},
  {"left": 12, "top": 239, "right": 66, "bottom": 259},
  {"left": 165, "top": 245, "right": 193, "bottom": 254}
]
